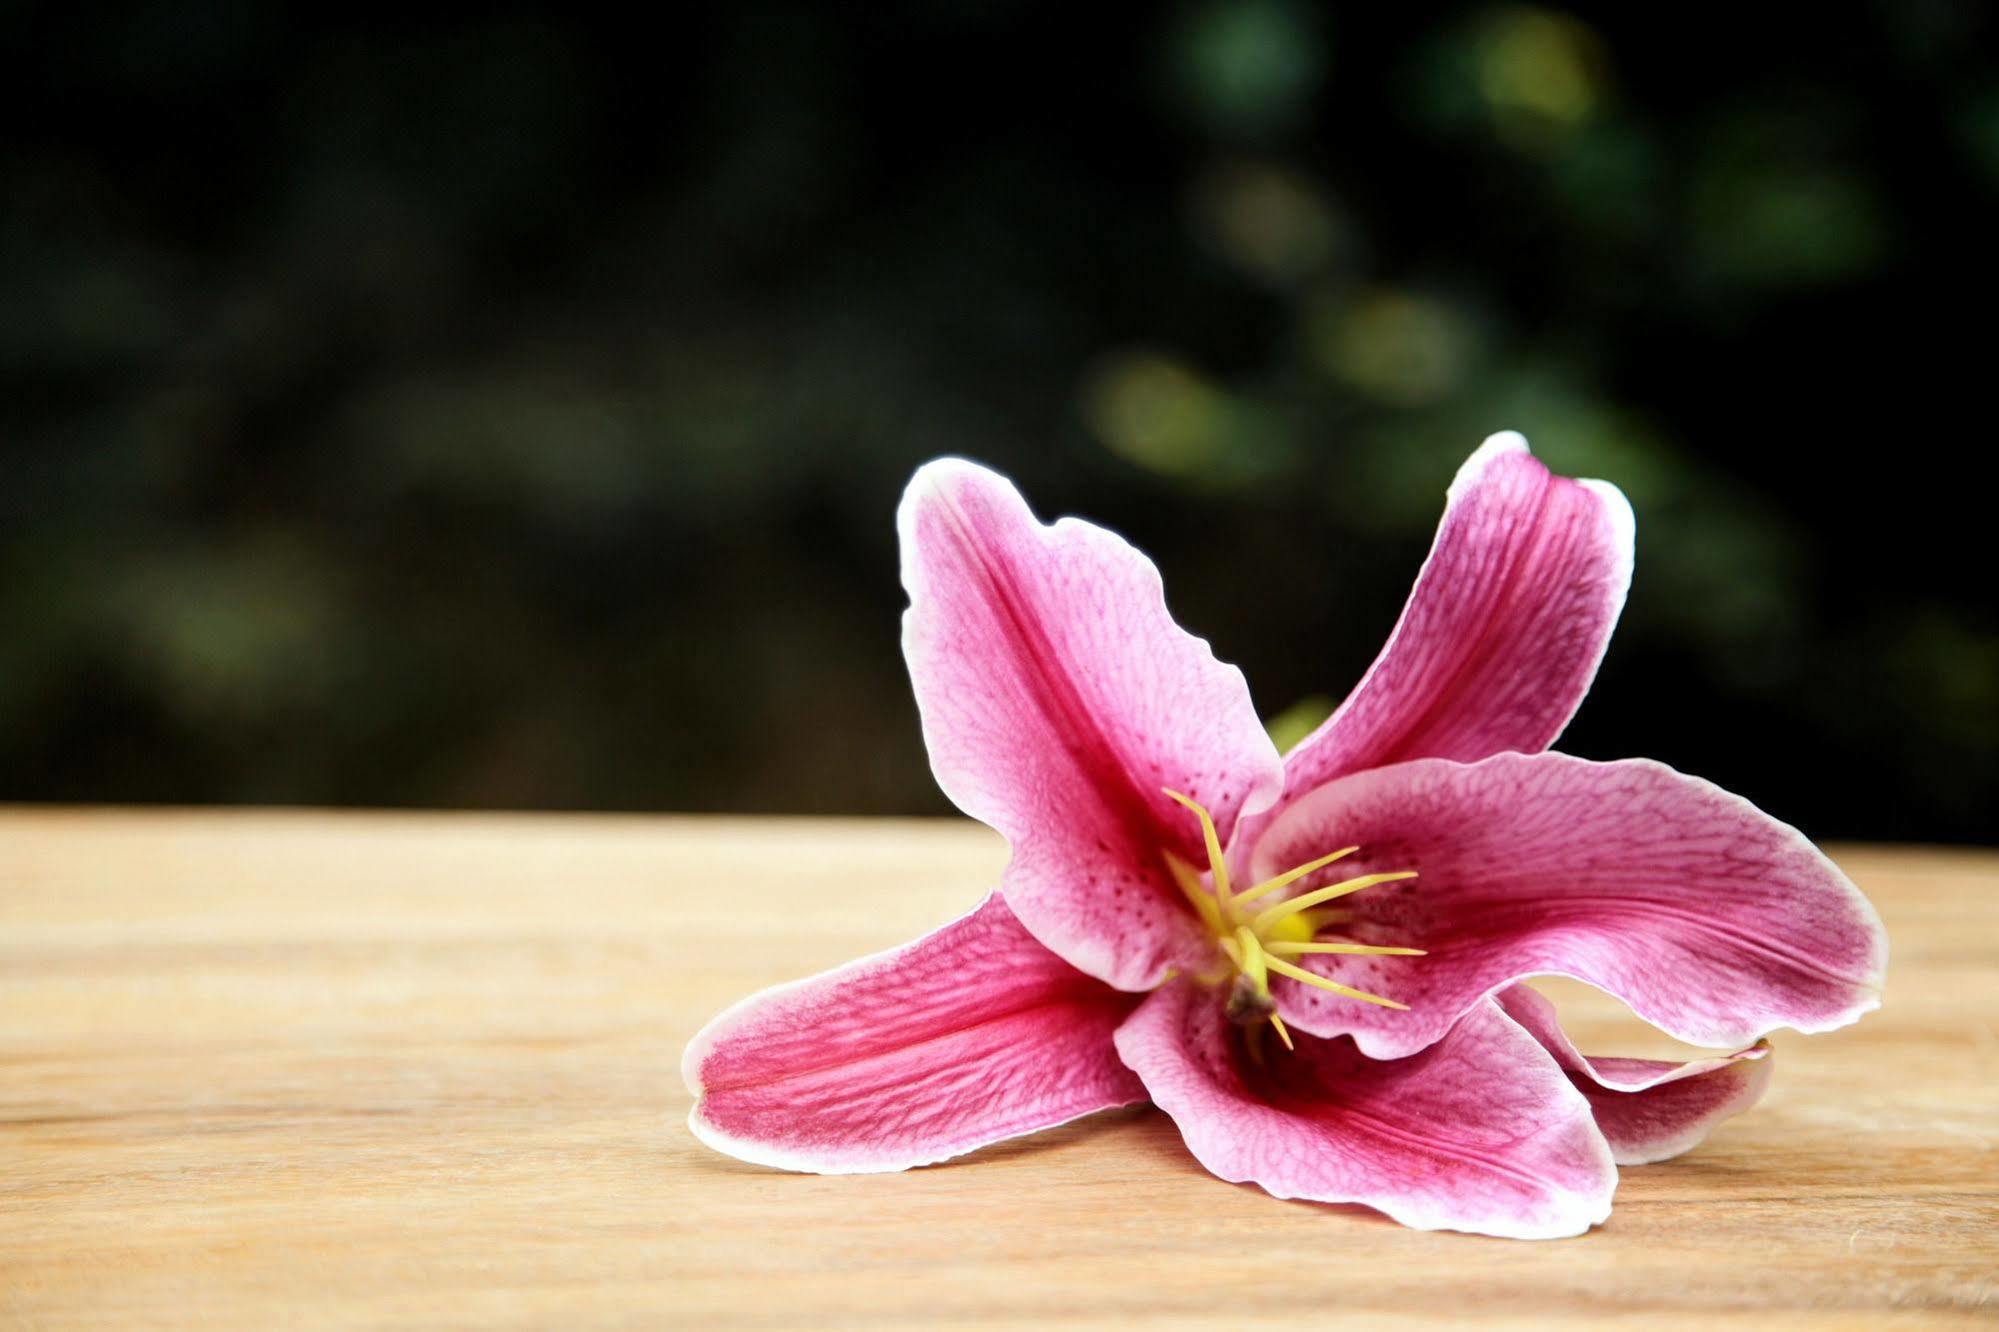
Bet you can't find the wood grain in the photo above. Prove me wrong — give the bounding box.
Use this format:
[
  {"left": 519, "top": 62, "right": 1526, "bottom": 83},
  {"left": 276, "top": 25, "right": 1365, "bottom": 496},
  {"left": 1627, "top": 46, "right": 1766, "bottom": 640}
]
[{"left": 2, "top": 809, "right": 1994, "bottom": 1329}]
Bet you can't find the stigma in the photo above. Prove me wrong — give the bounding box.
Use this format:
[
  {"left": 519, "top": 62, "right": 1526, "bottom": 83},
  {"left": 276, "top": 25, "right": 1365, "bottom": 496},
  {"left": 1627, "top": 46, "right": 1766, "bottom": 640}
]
[{"left": 1162, "top": 789, "right": 1423, "bottom": 1051}]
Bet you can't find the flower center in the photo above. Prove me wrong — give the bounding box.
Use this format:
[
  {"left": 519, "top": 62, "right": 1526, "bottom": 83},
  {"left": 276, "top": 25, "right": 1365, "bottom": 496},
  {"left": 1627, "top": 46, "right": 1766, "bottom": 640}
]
[{"left": 1162, "top": 788, "right": 1424, "bottom": 1051}]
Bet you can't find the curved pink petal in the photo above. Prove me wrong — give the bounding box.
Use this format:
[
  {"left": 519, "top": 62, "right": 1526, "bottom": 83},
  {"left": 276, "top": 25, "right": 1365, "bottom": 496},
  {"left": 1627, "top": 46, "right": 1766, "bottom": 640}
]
[
  {"left": 899, "top": 458, "right": 1282, "bottom": 990},
  {"left": 1496, "top": 985, "right": 1774, "bottom": 1165},
  {"left": 1114, "top": 980, "right": 1616, "bottom": 1239},
  {"left": 1249, "top": 752, "right": 1887, "bottom": 1059},
  {"left": 684, "top": 893, "right": 1145, "bottom": 1173},
  {"left": 1239, "top": 433, "right": 1633, "bottom": 851}
]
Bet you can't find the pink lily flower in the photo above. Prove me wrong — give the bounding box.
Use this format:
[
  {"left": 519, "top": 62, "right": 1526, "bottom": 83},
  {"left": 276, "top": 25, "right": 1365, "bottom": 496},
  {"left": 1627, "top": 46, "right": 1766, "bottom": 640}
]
[{"left": 684, "top": 435, "right": 1886, "bottom": 1238}]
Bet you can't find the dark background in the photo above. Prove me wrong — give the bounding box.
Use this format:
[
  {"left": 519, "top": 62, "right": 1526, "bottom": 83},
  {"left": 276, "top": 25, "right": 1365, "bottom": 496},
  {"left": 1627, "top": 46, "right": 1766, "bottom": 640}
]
[{"left": 3, "top": 2, "right": 1993, "bottom": 840}]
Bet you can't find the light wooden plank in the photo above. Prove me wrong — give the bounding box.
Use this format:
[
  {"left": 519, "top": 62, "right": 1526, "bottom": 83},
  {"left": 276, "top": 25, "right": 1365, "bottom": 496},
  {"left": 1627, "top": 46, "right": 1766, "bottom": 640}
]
[{"left": 2, "top": 810, "right": 1994, "bottom": 1328}]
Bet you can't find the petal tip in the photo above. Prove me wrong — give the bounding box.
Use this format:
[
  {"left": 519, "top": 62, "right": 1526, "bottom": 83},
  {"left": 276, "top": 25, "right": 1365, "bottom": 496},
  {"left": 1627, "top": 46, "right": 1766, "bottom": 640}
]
[
  {"left": 683, "top": 1098, "right": 853, "bottom": 1176},
  {"left": 1578, "top": 476, "right": 1638, "bottom": 586},
  {"left": 680, "top": 1039, "right": 706, "bottom": 1098},
  {"left": 1448, "top": 431, "right": 1534, "bottom": 497},
  {"left": 897, "top": 456, "right": 1017, "bottom": 535},
  {"left": 904, "top": 453, "right": 1006, "bottom": 489},
  {"left": 679, "top": 1011, "right": 723, "bottom": 1098}
]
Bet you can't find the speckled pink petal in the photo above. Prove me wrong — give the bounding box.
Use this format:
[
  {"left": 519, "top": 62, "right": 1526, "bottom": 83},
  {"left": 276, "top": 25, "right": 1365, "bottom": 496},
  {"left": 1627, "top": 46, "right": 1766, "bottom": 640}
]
[
  {"left": 899, "top": 458, "right": 1283, "bottom": 991},
  {"left": 1239, "top": 433, "right": 1632, "bottom": 852},
  {"left": 1114, "top": 980, "right": 1616, "bottom": 1239},
  {"left": 1495, "top": 985, "right": 1773, "bottom": 1165},
  {"left": 1250, "top": 752, "right": 1887, "bottom": 1059},
  {"left": 684, "top": 893, "right": 1145, "bottom": 1173}
]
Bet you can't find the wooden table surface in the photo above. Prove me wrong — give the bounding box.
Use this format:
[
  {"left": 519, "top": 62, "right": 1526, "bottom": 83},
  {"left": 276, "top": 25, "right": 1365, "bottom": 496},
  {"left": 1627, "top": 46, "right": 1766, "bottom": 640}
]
[{"left": 2, "top": 809, "right": 1995, "bottom": 1329}]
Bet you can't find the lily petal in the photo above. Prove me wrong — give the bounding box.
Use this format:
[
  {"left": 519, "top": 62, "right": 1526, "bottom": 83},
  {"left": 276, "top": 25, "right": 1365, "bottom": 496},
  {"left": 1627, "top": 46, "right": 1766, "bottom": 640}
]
[
  {"left": 1496, "top": 984, "right": 1774, "bottom": 1165},
  {"left": 1240, "top": 433, "right": 1632, "bottom": 850},
  {"left": 684, "top": 893, "right": 1145, "bottom": 1173},
  {"left": 899, "top": 458, "right": 1283, "bottom": 990},
  {"left": 1114, "top": 980, "right": 1617, "bottom": 1239},
  {"left": 1251, "top": 752, "right": 1887, "bottom": 1059}
]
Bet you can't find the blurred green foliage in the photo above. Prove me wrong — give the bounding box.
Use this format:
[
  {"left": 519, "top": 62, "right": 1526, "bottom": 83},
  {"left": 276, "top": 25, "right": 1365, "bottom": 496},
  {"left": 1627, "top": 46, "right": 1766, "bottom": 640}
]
[{"left": 1, "top": 2, "right": 1992, "bottom": 839}]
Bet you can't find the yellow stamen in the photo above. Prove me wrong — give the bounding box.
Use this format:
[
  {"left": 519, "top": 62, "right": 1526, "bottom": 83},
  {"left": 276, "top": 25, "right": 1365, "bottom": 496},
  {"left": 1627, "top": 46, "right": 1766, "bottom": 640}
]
[
  {"left": 1233, "top": 926, "right": 1268, "bottom": 991},
  {"left": 1155, "top": 790, "right": 1423, "bottom": 1046},
  {"left": 1250, "top": 871, "right": 1418, "bottom": 932},
  {"left": 1164, "top": 851, "right": 1223, "bottom": 934},
  {"left": 1230, "top": 845, "right": 1359, "bottom": 908},
  {"left": 1162, "top": 788, "right": 1232, "bottom": 916},
  {"left": 1263, "top": 955, "right": 1410, "bottom": 1010}
]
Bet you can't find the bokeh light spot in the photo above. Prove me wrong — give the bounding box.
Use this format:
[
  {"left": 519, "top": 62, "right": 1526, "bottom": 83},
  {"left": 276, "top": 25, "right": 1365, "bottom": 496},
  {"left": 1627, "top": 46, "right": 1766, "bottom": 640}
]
[
  {"left": 1172, "top": 0, "right": 1324, "bottom": 138},
  {"left": 1689, "top": 160, "right": 1886, "bottom": 288},
  {"left": 1474, "top": 7, "right": 1608, "bottom": 150},
  {"left": 1080, "top": 351, "right": 1293, "bottom": 489},
  {"left": 1190, "top": 161, "right": 1344, "bottom": 286},
  {"left": 1310, "top": 287, "right": 1479, "bottom": 406},
  {"left": 1263, "top": 694, "right": 1335, "bottom": 753}
]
